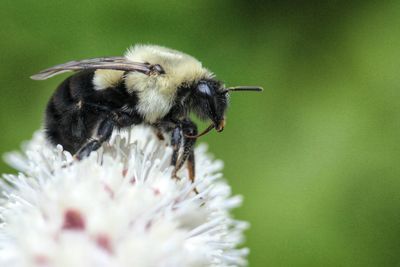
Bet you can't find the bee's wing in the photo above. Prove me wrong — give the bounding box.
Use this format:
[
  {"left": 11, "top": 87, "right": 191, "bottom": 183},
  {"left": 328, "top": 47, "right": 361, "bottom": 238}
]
[{"left": 30, "top": 57, "right": 160, "bottom": 80}]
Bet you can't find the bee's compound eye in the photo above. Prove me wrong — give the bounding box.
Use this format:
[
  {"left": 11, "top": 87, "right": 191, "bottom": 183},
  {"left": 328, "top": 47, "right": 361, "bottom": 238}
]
[{"left": 198, "top": 83, "right": 212, "bottom": 96}]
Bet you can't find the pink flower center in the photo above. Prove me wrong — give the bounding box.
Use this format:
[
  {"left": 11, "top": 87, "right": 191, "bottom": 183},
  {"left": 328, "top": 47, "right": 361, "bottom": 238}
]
[{"left": 62, "top": 209, "right": 85, "bottom": 230}]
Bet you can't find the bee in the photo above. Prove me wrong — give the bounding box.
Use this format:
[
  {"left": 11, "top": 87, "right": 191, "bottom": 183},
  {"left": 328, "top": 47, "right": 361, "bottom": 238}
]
[{"left": 31, "top": 44, "right": 262, "bottom": 181}]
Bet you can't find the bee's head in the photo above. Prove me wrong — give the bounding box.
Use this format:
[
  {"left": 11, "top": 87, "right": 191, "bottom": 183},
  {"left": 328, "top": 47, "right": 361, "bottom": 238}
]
[
  {"left": 188, "top": 79, "right": 263, "bottom": 138},
  {"left": 190, "top": 79, "right": 228, "bottom": 133}
]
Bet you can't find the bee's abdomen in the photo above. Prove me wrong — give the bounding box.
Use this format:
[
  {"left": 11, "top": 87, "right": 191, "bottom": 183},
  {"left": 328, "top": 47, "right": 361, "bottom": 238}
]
[{"left": 44, "top": 71, "right": 100, "bottom": 154}]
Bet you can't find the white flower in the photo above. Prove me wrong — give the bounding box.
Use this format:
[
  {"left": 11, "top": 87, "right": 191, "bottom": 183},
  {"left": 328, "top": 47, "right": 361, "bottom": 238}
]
[{"left": 0, "top": 126, "right": 249, "bottom": 267}]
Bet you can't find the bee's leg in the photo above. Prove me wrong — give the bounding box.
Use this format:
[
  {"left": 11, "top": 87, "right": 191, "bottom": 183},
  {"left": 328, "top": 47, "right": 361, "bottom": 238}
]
[
  {"left": 75, "top": 119, "right": 114, "bottom": 160},
  {"left": 187, "top": 150, "right": 199, "bottom": 194},
  {"left": 187, "top": 150, "right": 195, "bottom": 183},
  {"left": 173, "top": 120, "right": 198, "bottom": 183},
  {"left": 170, "top": 126, "right": 182, "bottom": 179},
  {"left": 111, "top": 108, "right": 141, "bottom": 127},
  {"left": 153, "top": 127, "right": 165, "bottom": 141}
]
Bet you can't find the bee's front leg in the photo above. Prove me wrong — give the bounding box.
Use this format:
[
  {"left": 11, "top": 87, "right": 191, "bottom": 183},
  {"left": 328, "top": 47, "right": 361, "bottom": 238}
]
[{"left": 171, "top": 119, "right": 198, "bottom": 184}]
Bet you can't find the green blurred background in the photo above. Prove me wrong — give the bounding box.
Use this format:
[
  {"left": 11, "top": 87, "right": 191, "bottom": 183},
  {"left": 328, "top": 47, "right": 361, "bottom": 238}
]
[{"left": 1, "top": 0, "right": 399, "bottom": 266}]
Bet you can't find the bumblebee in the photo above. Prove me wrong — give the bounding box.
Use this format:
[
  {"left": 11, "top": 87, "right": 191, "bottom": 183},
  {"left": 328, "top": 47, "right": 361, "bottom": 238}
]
[{"left": 32, "top": 44, "right": 262, "bottom": 181}]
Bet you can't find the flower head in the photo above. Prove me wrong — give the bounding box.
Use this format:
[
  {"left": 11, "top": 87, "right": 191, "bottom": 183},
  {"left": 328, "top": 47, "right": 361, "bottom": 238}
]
[{"left": 0, "top": 127, "right": 248, "bottom": 267}]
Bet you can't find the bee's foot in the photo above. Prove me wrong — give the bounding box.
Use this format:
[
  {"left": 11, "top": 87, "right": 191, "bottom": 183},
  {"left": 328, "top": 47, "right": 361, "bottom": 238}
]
[{"left": 171, "top": 173, "right": 181, "bottom": 181}]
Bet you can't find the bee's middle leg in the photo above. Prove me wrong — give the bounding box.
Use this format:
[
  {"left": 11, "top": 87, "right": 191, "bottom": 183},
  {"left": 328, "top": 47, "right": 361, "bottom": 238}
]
[{"left": 170, "top": 126, "right": 182, "bottom": 179}]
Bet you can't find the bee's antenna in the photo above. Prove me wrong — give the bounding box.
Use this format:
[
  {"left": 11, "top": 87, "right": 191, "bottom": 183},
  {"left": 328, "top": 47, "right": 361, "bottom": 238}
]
[
  {"left": 226, "top": 86, "right": 263, "bottom": 92},
  {"left": 185, "top": 123, "right": 214, "bottom": 139}
]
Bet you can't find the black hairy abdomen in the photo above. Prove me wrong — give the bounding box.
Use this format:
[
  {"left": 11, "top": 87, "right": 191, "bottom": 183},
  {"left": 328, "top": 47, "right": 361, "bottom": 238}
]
[{"left": 44, "top": 70, "right": 138, "bottom": 154}]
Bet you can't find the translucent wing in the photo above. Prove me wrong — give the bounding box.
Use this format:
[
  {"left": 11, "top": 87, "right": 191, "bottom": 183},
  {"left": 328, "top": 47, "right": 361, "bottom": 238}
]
[{"left": 30, "top": 56, "right": 164, "bottom": 80}]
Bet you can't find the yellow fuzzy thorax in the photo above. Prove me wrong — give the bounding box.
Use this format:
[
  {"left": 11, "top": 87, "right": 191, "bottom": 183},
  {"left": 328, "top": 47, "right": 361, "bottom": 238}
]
[
  {"left": 92, "top": 44, "right": 214, "bottom": 123},
  {"left": 124, "top": 44, "right": 213, "bottom": 93}
]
